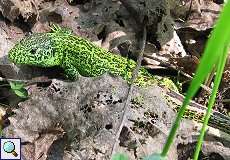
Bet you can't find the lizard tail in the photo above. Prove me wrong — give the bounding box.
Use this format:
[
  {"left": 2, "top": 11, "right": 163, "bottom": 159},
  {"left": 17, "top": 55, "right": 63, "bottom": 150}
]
[{"left": 135, "top": 67, "right": 179, "bottom": 92}]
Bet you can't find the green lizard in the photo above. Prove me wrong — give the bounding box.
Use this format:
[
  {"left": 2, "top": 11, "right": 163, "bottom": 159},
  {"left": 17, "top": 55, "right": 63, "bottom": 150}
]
[
  {"left": 8, "top": 26, "right": 230, "bottom": 134},
  {"left": 8, "top": 26, "right": 164, "bottom": 87}
]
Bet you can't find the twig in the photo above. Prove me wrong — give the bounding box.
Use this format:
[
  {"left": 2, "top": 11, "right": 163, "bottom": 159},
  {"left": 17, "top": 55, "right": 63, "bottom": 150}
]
[
  {"left": 0, "top": 77, "right": 52, "bottom": 86},
  {"left": 111, "top": 18, "right": 147, "bottom": 157},
  {"left": 166, "top": 88, "right": 230, "bottom": 135},
  {"left": 127, "top": 126, "right": 147, "bottom": 156}
]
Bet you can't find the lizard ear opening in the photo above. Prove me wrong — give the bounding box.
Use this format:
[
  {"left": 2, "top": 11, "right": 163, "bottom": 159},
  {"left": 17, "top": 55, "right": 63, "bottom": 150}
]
[{"left": 30, "top": 48, "right": 36, "bottom": 54}]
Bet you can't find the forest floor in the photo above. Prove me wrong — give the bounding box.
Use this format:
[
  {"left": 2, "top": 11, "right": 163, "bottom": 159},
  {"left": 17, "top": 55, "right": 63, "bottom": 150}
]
[{"left": 0, "top": 0, "right": 230, "bottom": 159}]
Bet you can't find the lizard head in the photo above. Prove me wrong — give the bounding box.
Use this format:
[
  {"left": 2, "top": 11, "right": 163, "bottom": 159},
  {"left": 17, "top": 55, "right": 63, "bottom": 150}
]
[{"left": 8, "top": 33, "right": 61, "bottom": 67}]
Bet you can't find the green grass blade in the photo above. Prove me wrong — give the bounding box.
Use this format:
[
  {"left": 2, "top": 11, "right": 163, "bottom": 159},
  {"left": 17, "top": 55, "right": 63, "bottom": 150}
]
[
  {"left": 161, "top": 1, "right": 230, "bottom": 157},
  {"left": 184, "top": 0, "right": 230, "bottom": 103},
  {"left": 193, "top": 45, "right": 229, "bottom": 160}
]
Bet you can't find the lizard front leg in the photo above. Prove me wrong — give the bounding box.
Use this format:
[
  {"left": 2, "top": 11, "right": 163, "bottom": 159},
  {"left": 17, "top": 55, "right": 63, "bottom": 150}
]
[{"left": 62, "top": 62, "right": 80, "bottom": 80}]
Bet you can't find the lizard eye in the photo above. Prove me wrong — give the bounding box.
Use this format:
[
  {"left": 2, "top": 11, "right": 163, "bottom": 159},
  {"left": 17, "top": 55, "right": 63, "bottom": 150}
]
[{"left": 30, "top": 48, "right": 36, "bottom": 54}]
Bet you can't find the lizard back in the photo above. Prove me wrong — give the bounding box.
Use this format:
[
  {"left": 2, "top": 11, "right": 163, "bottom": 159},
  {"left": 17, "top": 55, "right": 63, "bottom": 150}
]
[
  {"left": 43, "top": 32, "right": 156, "bottom": 85},
  {"left": 9, "top": 31, "right": 157, "bottom": 86}
]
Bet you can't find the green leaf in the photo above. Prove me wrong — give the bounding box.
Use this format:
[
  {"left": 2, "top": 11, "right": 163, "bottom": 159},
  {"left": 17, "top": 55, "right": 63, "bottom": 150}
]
[
  {"left": 9, "top": 81, "right": 28, "bottom": 98},
  {"left": 13, "top": 88, "right": 28, "bottom": 99},
  {"left": 143, "top": 153, "right": 167, "bottom": 160},
  {"left": 112, "top": 153, "right": 129, "bottom": 160},
  {"left": 9, "top": 82, "right": 24, "bottom": 90}
]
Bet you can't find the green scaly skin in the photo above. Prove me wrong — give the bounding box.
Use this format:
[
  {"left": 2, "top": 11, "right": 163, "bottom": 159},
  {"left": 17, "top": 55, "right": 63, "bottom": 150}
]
[
  {"left": 8, "top": 27, "right": 230, "bottom": 133},
  {"left": 8, "top": 28, "right": 159, "bottom": 87}
]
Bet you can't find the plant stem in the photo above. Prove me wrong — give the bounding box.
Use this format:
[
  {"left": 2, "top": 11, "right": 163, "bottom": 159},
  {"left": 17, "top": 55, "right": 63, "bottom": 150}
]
[
  {"left": 193, "top": 45, "right": 229, "bottom": 160},
  {"left": 161, "top": 1, "right": 230, "bottom": 157},
  {"left": 161, "top": 98, "right": 189, "bottom": 157},
  {"left": 0, "top": 84, "right": 10, "bottom": 87}
]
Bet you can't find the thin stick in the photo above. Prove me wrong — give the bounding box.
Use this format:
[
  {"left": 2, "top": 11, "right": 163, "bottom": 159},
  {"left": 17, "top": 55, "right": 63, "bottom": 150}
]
[{"left": 111, "top": 23, "right": 147, "bottom": 157}]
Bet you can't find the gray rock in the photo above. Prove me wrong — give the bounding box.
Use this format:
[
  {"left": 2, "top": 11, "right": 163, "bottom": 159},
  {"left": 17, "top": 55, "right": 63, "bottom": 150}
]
[{"left": 3, "top": 74, "right": 177, "bottom": 159}]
